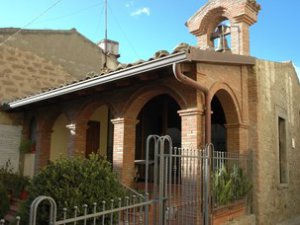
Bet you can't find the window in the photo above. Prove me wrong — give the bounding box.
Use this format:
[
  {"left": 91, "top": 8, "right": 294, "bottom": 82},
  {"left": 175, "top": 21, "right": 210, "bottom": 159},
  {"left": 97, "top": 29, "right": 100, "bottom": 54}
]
[{"left": 278, "top": 117, "right": 288, "bottom": 184}]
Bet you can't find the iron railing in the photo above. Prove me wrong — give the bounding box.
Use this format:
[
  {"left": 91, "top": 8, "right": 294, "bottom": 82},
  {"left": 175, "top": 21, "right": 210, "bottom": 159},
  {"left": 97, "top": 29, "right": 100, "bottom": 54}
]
[
  {"left": 11, "top": 195, "right": 154, "bottom": 225},
  {"left": 1, "top": 136, "right": 252, "bottom": 225}
]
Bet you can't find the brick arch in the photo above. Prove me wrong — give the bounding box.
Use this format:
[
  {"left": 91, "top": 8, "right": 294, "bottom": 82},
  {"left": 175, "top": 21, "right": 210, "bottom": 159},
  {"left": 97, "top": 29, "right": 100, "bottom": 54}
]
[
  {"left": 209, "top": 82, "right": 241, "bottom": 124},
  {"left": 73, "top": 100, "right": 117, "bottom": 157},
  {"left": 198, "top": 6, "right": 233, "bottom": 36},
  {"left": 123, "top": 85, "right": 188, "bottom": 119},
  {"left": 38, "top": 109, "right": 70, "bottom": 132},
  {"left": 76, "top": 100, "right": 117, "bottom": 124},
  {"left": 35, "top": 110, "right": 70, "bottom": 169}
]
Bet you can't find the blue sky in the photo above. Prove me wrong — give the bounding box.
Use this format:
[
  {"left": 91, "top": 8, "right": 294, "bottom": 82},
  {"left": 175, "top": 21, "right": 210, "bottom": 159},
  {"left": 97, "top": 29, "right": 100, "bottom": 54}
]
[{"left": 0, "top": 0, "right": 299, "bottom": 75}]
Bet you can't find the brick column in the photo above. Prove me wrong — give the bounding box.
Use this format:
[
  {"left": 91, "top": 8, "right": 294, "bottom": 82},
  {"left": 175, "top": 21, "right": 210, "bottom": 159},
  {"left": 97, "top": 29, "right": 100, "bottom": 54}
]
[
  {"left": 225, "top": 123, "right": 249, "bottom": 153},
  {"left": 231, "top": 22, "right": 250, "bottom": 56},
  {"left": 178, "top": 108, "right": 204, "bottom": 225},
  {"left": 178, "top": 108, "right": 204, "bottom": 148},
  {"left": 73, "top": 121, "right": 88, "bottom": 156},
  {"left": 197, "top": 34, "right": 212, "bottom": 50},
  {"left": 35, "top": 128, "right": 52, "bottom": 170},
  {"left": 111, "top": 118, "right": 137, "bottom": 186}
]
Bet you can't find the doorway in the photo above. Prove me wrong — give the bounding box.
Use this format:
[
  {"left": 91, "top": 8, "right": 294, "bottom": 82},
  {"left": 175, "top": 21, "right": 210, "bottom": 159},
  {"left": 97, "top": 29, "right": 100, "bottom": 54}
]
[
  {"left": 135, "top": 94, "right": 181, "bottom": 181},
  {"left": 211, "top": 95, "right": 227, "bottom": 152},
  {"left": 85, "top": 121, "right": 100, "bottom": 157}
]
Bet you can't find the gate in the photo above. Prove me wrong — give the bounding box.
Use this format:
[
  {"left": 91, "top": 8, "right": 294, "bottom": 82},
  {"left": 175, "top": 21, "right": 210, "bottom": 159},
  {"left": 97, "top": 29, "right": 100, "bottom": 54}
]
[
  {"left": 144, "top": 135, "right": 251, "bottom": 225},
  {"left": 1, "top": 136, "right": 251, "bottom": 225},
  {"left": 144, "top": 135, "right": 212, "bottom": 225}
]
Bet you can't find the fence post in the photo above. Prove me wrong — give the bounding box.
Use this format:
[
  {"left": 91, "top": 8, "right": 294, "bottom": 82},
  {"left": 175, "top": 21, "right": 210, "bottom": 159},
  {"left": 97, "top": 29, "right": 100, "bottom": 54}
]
[
  {"left": 29, "top": 196, "right": 57, "bottom": 225},
  {"left": 204, "top": 144, "right": 213, "bottom": 225}
]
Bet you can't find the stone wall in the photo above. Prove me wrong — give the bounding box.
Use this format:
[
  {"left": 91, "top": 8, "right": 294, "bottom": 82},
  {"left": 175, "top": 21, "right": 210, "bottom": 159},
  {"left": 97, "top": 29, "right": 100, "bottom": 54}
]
[
  {"left": 253, "top": 59, "right": 300, "bottom": 225},
  {"left": 0, "top": 45, "right": 73, "bottom": 101},
  {"left": 0, "top": 29, "right": 118, "bottom": 78}
]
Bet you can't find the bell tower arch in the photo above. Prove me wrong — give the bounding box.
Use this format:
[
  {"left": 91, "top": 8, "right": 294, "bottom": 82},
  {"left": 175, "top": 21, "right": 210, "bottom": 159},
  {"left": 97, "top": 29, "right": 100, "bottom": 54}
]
[{"left": 186, "top": 0, "right": 260, "bottom": 55}]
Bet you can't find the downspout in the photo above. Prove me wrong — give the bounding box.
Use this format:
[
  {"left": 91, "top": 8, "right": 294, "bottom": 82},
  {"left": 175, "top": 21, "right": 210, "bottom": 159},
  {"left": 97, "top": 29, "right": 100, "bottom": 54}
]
[
  {"left": 172, "top": 63, "right": 211, "bottom": 144},
  {"left": 173, "top": 62, "right": 212, "bottom": 225}
]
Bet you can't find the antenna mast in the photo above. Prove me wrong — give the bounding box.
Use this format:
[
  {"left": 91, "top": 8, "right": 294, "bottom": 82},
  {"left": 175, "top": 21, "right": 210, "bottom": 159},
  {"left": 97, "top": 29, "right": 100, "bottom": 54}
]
[{"left": 104, "top": 0, "right": 108, "bottom": 68}]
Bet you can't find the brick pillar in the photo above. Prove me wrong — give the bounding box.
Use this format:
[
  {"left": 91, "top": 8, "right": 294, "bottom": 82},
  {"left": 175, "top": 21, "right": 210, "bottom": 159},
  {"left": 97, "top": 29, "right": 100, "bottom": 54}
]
[
  {"left": 73, "top": 121, "right": 88, "bottom": 156},
  {"left": 111, "top": 118, "right": 137, "bottom": 186},
  {"left": 35, "top": 128, "right": 52, "bottom": 170},
  {"left": 231, "top": 22, "right": 250, "bottom": 56},
  {"left": 178, "top": 108, "right": 203, "bottom": 149},
  {"left": 178, "top": 108, "right": 204, "bottom": 225},
  {"left": 197, "top": 34, "right": 212, "bottom": 50},
  {"left": 225, "top": 123, "right": 249, "bottom": 153}
]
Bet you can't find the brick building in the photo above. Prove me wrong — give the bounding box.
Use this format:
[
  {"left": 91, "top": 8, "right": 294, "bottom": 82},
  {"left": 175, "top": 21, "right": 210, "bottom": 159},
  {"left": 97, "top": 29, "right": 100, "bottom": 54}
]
[
  {"left": 0, "top": 28, "right": 118, "bottom": 172},
  {"left": 1, "top": 0, "right": 300, "bottom": 224}
]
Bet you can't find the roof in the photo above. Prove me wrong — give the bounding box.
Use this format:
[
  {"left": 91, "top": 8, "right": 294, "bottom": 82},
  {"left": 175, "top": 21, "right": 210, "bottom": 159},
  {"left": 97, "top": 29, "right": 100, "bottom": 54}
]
[
  {"left": 2, "top": 43, "right": 256, "bottom": 110},
  {"left": 0, "top": 27, "right": 99, "bottom": 48}
]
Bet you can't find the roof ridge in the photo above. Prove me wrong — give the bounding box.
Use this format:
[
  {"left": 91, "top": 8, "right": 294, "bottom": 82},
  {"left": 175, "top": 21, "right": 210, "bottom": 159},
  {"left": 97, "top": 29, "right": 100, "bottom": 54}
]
[{"left": 0, "top": 27, "right": 77, "bottom": 34}]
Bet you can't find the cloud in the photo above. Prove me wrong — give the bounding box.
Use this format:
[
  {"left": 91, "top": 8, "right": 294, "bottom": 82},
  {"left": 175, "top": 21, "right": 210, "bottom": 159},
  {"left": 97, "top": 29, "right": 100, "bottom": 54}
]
[
  {"left": 131, "top": 7, "right": 150, "bottom": 16},
  {"left": 125, "top": 1, "right": 134, "bottom": 8}
]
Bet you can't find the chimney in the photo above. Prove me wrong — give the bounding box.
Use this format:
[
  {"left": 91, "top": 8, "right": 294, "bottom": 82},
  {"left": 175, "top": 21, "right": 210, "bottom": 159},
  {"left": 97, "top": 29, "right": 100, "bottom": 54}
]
[{"left": 98, "top": 39, "right": 120, "bottom": 58}]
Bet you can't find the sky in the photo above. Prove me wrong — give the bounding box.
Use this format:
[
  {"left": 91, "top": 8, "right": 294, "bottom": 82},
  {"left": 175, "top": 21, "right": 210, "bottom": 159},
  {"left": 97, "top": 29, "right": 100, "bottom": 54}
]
[{"left": 0, "top": 0, "right": 299, "bottom": 76}]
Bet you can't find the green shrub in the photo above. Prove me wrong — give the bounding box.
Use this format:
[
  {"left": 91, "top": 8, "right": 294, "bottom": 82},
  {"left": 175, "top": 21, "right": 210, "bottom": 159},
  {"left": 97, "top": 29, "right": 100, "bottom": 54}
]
[
  {"left": 212, "top": 164, "right": 252, "bottom": 206},
  {"left": 19, "top": 154, "right": 125, "bottom": 225},
  {"left": 0, "top": 160, "right": 30, "bottom": 198},
  {"left": 19, "top": 139, "right": 35, "bottom": 154},
  {"left": 0, "top": 181, "right": 10, "bottom": 218}
]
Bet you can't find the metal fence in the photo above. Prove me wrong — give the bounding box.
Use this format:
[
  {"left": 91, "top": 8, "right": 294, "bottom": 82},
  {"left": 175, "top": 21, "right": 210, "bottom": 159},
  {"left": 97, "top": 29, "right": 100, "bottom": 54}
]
[
  {"left": 1, "top": 136, "right": 252, "bottom": 225},
  {"left": 30, "top": 195, "right": 154, "bottom": 225},
  {"left": 211, "top": 150, "right": 251, "bottom": 209}
]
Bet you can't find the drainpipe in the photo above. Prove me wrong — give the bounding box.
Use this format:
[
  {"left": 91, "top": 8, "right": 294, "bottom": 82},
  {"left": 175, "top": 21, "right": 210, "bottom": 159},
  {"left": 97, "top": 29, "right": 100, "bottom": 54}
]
[
  {"left": 173, "top": 62, "right": 212, "bottom": 225},
  {"left": 172, "top": 63, "right": 211, "bottom": 144}
]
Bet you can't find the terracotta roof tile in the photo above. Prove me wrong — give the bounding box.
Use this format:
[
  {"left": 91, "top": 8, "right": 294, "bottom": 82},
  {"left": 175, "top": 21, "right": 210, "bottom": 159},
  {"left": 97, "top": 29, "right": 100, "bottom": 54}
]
[{"left": 4, "top": 43, "right": 191, "bottom": 104}]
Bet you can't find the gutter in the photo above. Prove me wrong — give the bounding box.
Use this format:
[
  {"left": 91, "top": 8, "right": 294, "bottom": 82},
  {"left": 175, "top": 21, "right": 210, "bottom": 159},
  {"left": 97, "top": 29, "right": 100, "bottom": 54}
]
[
  {"left": 172, "top": 63, "right": 211, "bottom": 144},
  {"left": 4, "top": 47, "right": 255, "bottom": 110},
  {"left": 5, "top": 51, "right": 188, "bottom": 109}
]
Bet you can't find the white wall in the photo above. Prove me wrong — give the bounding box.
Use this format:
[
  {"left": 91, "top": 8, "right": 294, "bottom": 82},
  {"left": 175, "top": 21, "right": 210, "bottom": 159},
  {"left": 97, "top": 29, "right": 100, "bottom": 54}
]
[{"left": 0, "top": 124, "right": 22, "bottom": 171}]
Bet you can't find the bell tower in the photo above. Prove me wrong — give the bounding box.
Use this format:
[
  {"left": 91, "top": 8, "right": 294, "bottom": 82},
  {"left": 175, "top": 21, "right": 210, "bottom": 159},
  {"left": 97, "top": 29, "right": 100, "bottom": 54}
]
[{"left": 186, "top": 0, "right": 261, "bottom": 55}]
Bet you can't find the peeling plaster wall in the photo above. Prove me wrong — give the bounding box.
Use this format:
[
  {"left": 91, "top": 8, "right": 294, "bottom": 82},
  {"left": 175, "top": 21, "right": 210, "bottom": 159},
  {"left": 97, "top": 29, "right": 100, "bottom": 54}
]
[{"left": 253, "top": 59, "right": 300, "bottom": 225}]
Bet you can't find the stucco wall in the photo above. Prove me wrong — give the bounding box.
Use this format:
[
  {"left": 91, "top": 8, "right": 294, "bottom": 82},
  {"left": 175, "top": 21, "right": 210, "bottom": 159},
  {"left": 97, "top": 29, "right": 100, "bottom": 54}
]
[
  {"left": 50, "top": 114, "right": 69, "bottom": 161},
  {"left": 253, "top": 59, "right": 300, "bottom": 225},
  {"left": 90, "top": 105, "right": 109, "bottom": 157}
]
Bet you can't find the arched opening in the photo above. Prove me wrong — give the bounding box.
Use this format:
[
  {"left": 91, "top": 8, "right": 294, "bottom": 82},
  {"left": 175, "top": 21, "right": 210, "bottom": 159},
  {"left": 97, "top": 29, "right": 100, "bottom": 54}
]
[
  {"left": 211, "top": 88, "right": 240, "bottom": 152},
  {"left": 50, "top": 114, "right": 69, "bottom": 161},
  {"left": 211, "top": 19, "right": 231, "bottom": 52},
  {"left": 211, "top": 95, "right": 227, "bottom": 152},
  {"left": 135, "top": 94, "right": 181, "bottom": 181},
  {"left": 86, "top": 105, "right": 114, "bottom": 162}
]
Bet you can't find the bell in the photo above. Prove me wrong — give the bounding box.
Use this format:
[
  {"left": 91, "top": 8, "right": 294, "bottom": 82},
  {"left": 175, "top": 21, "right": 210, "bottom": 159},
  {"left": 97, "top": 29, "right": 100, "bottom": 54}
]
[
  {"left": 215, "top": 34, "right": 230, "bottom": 52},
  {"left": 215, "top": 25, "right": 229, "bottom": 52},
  {"left": 212, "top": 24, "right": 231, "bottom": 53}
]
